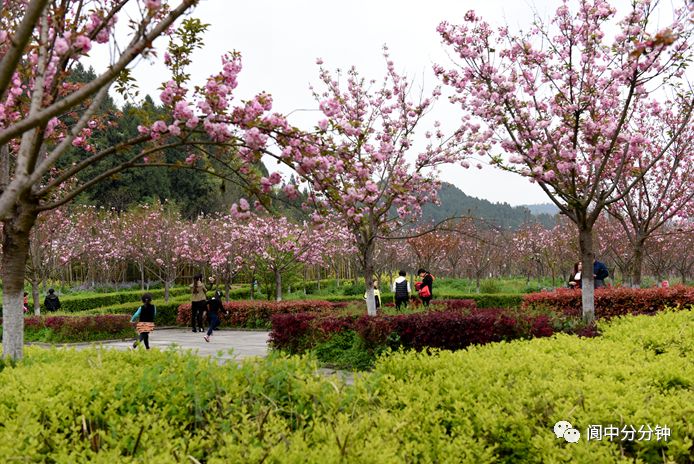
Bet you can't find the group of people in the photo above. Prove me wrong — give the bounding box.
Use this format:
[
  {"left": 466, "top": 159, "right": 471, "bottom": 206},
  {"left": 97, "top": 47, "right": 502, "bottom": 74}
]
[
  {"left": 568, "top": 259, "right": 609, "bottom": 289},
  {"left": 189, "top": 273, "right": 228, "bottom": 342},
  {"left": 21, "top": 288, "right": 62, "bottom": 314},
  {"left": 130, "top": 273, "right": 228, "bottom": 350},
  {"left": 128, "top": 259, "right": 610, "bottom": 350},
  {"left": 364, "top": 268, "right": 435, "bottom": 311}
]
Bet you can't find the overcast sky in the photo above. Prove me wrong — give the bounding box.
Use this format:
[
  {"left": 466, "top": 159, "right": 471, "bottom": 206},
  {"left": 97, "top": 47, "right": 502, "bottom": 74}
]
[{"left": 89, "top": 0, "right": 676, "bottom": 206}]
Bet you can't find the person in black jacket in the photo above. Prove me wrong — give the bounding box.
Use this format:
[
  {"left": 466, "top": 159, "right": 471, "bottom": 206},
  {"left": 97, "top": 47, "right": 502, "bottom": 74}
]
[
  {"left": 203, "top": 291, "right": 228, "bottom": 343},
  {"left": 417, "top": 268, "right": 434, "bottom": 307},
  {"left": 130, "top": 293, "right": 156, "bottom": 350},
  {"left": 43, "top": 288, "right": 61, "bottom": 312},
  {"left": 392, "top": 270, "right": 411, "bottom": 311}
]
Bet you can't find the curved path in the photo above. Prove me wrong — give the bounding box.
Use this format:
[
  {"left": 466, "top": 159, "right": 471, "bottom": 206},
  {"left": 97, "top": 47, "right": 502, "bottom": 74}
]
[{"left": 80, "top": 328, "right": 270, "bottom": 361}]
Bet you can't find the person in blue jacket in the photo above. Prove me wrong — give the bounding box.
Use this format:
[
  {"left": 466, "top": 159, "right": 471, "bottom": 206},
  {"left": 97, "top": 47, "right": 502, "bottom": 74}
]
[
  {"left": 131, "top": 293, "right": 156, "bottom": 350},
  {"left": 593, "top": 260, "right": 609, "bottom": 288}
]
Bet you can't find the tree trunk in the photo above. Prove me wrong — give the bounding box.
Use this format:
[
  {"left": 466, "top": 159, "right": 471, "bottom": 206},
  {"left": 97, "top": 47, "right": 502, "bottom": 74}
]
[
  {"left": 139, "top": 263, "right": 145, "bottom": 291},
  {"left": 250, "top": 272, "right": 255, "bottom": 300},
  {"left": 476, "top": 273, "right": 481, "bottom": 293},
  {"left": 631, "top": 238, "right": 645, "bottom": 288},
  {"left": 31, "top": 277, "right": 40, "bottom": 316},
  {"left": 164, "top": 280, "right": 170, "bottom": 303},
  {"left": 274, "top": 268, "right": 282, "bottom": 302},
  {"left": 578, "top": 225, "right": 596, "bottom": 323},
  {"left": 2, "top": 205, "right": 39, "bottom": 360}
]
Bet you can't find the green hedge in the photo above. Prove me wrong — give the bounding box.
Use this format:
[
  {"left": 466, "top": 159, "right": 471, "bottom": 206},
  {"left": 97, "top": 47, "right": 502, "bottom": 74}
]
[
  {"left": 297, "top": 293, "right": 523, "bottom": 307},
  {"left": 0, "top": 310, "right": 691, "bottom": 462},
  {"left": 81, "top": 297, "right": 187, "bottom": 326},
  {"left": 5, "top": 287, "right": 190, "bottom": 314}
]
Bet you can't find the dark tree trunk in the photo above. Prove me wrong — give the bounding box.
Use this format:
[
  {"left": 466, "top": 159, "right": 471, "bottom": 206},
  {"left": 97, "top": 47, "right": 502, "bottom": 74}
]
[{"left": 631, "top": 237, "right": 645, "bottom": 288}]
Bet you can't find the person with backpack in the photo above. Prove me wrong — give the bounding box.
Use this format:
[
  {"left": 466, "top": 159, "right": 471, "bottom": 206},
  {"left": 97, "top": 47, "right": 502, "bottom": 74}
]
[
  {"left": 417, "top": 268, "right": 434, "bottom": 306},
  {"left": 392, "top": 270, "right": 411, "bottom": 311},
  {"left": 130, "top": 293, "right": 156, "bottom": 350},
  {"left": 190, "top": 273, "right": 207, "bottom": 333},
  {"left": 203, "top": 290, "right": 228, "bottom": 343},
  {"left": 43, "top": 288, "right": 61, "bottom": 312}
]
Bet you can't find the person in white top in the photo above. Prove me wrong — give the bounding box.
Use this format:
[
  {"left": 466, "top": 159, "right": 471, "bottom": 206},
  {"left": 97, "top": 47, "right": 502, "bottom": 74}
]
[{"left": 392, "top": 270, "right": 411, "bottom": 311}]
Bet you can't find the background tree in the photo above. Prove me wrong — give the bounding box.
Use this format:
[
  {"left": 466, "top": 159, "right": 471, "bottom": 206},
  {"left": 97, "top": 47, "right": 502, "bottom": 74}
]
[
  {"left": 606, "top": 98, "right": 693, "bottom": 286},
  {"left": 437, "top": 0, "right": 693, "bottom": 321}
]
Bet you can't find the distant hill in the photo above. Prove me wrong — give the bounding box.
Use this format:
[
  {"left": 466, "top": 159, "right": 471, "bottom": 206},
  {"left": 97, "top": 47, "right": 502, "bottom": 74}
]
[
  {"left": 523, "top": 203, "right": 560, "bottom": 216},
  {"left": 421, "top": 183, "right": 556, "bottom": 229}
]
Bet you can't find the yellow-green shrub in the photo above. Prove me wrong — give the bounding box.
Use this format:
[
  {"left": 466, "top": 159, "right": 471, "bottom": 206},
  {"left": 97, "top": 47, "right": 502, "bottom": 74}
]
[{"left": 0, "top": 309, "right": 690, "bottom": 463}]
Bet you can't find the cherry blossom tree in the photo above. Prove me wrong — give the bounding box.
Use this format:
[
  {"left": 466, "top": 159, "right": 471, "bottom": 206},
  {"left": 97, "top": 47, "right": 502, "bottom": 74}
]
[
  {"left": 437, "top": 0, "right": 693, "bottom": 321},
  {"left": 239, "top": 215, "right": 352, "bottom": 301},
  {"left": 606, "top": 98, "right": 693, "bottom": 286},
  {"left": 0, "top": 0, "right": 203, "bottom": 359},
  {"left": 196, "top": 214, "right": 246, "bottom": 300},
  {"left": 249, "top": 51, "right": 461, "bottom": 315},
  {"left": 25, "top": 207, "right": 71, "bottom": 313},
  {"left": 0, "top": 0, "right": 299, "bottom": 359},
  {"left": 407, "top": 229, "right": 449, "bottom": 276}
]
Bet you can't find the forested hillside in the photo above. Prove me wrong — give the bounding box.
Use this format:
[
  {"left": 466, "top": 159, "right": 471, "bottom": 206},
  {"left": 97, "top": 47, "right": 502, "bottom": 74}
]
[{"left": 421, "top": 183, "right": 556, "bottom": 229}]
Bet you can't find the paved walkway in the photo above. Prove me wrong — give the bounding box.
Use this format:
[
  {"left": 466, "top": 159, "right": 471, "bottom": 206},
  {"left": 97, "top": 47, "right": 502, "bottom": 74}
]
[
  {"left": 61, "top": 328, "right": 356, "bottom": 384},
  {"left": 79, "top": 328, "right": 270, "bottom": 362}
]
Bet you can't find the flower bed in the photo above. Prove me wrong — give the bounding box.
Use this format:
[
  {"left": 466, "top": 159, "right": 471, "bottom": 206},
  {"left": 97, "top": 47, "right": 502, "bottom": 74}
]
[
  {"left": 176, "top": 299, "right": 337, "bottom": 329},
  {"left": 522, "top": 285, "right": 694, "bottom": 317}
]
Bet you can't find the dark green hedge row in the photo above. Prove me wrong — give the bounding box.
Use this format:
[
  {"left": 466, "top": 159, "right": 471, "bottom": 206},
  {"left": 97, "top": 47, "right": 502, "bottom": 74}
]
[{"left": 81, "top": 299, "right": 185, "bottom": 326}]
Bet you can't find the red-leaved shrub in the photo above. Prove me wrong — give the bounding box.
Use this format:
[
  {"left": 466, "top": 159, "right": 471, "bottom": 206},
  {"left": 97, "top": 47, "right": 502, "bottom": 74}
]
[
  {"left": 522, "top": 285, "right": 694, "bottom": 318},
  {"left": 176, "top": 300, "right": 336, "bottom": 328},
  {"left": 6, "top": 315, "right": 132, "bottom": 338},
  {"left": 270, "top": 307, "right": 556, "bottom": 353}
]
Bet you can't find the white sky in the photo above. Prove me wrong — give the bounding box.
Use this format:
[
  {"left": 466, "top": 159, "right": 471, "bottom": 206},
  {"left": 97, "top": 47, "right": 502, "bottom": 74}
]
[{"left": 88, "top": 0, "right": 677, "bottom": 206}]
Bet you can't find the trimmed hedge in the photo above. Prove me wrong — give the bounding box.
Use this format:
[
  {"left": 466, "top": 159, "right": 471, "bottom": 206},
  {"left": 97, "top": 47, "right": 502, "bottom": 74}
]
[
  {"left": 81, "top": 297, "right": 185, "bottom": 326},
  {"left": 0, "top": 314, "right": 132, "bottom": 343},
  {"left": 522, "top": 285, "right": 694, "bottom": 317},
  {"left": 269, "top": 306, "right": 576, "bottom": 355},
  {"left": 435, "top": 292, "right": 524, "bottom": 308},
  {"left": 177, "top": 299, "right": 337, "bottom": 329},
  {"left": 0, "top": 311, "right": 690, "bottom": 462},
  {"left": 19, "top": 287, "right": 191, "bottom": 314}
]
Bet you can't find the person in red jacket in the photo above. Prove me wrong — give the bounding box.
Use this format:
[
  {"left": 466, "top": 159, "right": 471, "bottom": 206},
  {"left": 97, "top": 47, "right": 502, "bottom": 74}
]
[{"left": 417, "top": 268, "right": 434, "bottom": 306}]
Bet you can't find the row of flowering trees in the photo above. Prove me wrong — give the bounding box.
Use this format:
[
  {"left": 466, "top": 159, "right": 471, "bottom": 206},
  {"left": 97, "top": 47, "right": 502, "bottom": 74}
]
[
  {"left": 14, "top": 202, "right": 355, "bottom": 309},
  {"left": 15, "top": 203, "right": 690, "bottom": 313},
  {"left": 369, "top": 216, "right": 693, "bottom": 292}
]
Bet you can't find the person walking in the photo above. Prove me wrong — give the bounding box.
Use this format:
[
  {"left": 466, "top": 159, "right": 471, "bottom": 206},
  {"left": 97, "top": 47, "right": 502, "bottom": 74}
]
[
  {"left": 43, "top": 288, "right": 61, "bottom": 312},
  {"left": 190, "top": 273, "right": 207, "bottom": 333},
  {"left": 417, "top": 268, "right": 434, "bottom": 307},
  {"left": 203, "top": 291, "right": 228, "bottom": 343},
  {"left": 130, "top": 293, "right": 156, "bottom": 350},
  {"left": 392, "top": 270, "right": 411, "bottom": 311}
]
